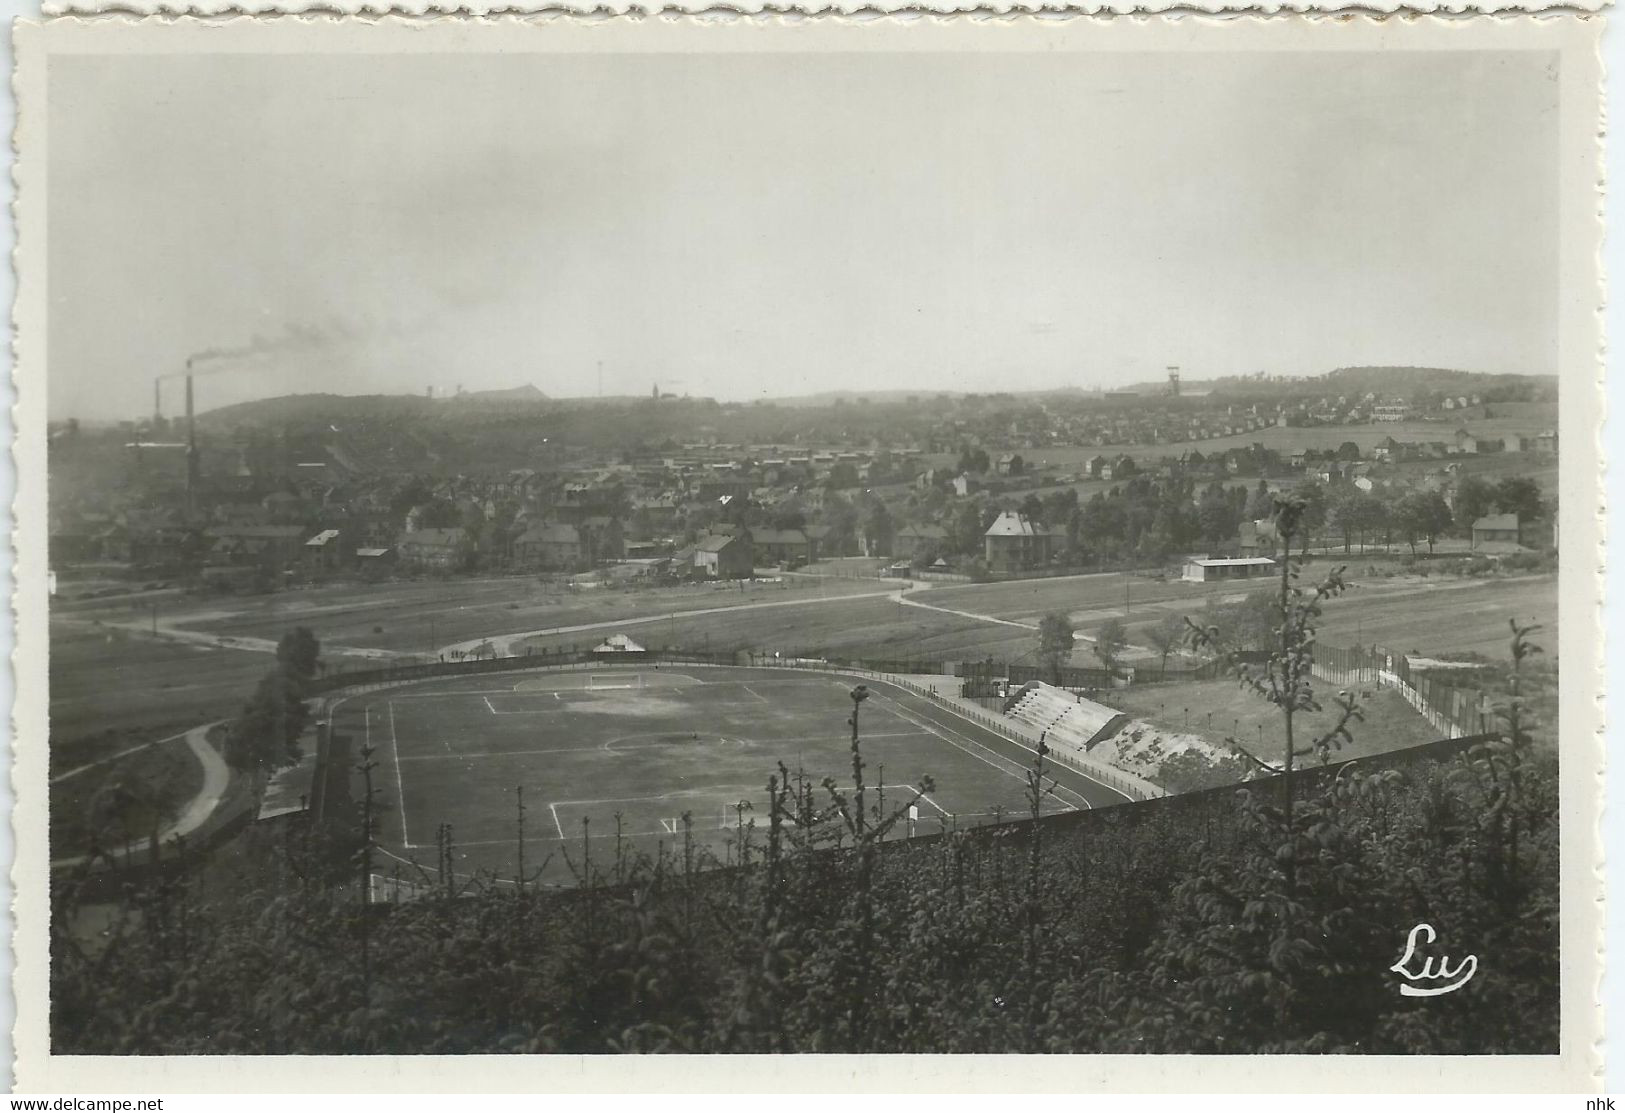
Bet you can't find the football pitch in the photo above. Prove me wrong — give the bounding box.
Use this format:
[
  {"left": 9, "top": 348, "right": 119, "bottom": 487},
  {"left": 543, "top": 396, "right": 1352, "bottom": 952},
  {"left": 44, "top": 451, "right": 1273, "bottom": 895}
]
[{"left": 329, "top": 667, "right": 1126, "bottom": 887}]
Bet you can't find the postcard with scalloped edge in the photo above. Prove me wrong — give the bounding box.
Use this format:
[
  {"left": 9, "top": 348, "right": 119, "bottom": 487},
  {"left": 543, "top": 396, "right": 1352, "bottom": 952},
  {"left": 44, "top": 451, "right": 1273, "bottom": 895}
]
[{"left": 12, "top": 13, "right": 1604, "bottom": 1094}]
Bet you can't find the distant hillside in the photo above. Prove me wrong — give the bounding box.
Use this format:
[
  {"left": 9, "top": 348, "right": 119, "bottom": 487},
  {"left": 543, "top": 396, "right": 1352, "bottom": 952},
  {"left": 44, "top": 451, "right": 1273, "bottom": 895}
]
[
  {"left": 198, "top": 393, "right": 440, "bottom": 427},
  {"left": 1117, "top": 366, "right": 1554, "bottom": 402},
  {"left": 768, "top": 389, "right": 964, "bottom": 407},
  {"left": 453, "top": 384, "right": 549, "bottom": 402}
]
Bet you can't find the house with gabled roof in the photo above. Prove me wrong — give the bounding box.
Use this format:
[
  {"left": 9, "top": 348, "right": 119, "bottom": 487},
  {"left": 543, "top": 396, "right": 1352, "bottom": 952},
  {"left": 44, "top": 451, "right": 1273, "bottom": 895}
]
[{"left": 984, "top": 511, "right": 1054, "bottom": 572}]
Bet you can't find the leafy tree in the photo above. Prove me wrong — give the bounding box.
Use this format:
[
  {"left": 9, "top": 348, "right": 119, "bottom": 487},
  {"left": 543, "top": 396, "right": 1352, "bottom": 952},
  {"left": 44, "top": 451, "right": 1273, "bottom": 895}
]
[
  {"left": 861, "top": 500, "right": 893, "bottom": 556},
  {"left": 1143, "top": 613, "right": 1184, "bottom": 677},
  {"left": 1036, "top": 612, "right": 1075, "bottom": 685},
  {"left": 1493, "top": 476, "right": 1544, "bottom": 524},
  {"left": 1453, "top": 475, "right": 1497, "bottom": 533},
  {"left": 1289, "top": 480, "right": 1328, "bottom": 554},
  {"left": 1198, "top": 488, "right": 1239, "bottom": 548},
  {"left": 1092, "top": 617, "right": 1128, "bottom": 676},
  {"left": 908, "top": 540, "right": 942, "bottom": 573},
  {"left": 224, "top": 666, "right": 312, "bottom": 775},
  {"left": 1242, "top": 479, "right": 1273, "bottom": 522},
  {"left": 1007, "top": 454, "right": 1024, "bottom": 476},
  {"left": 817, "top": 495, "right": 859, "bottom": 555},
  {"left": 85, "top": 766, "right": 182, "bottom": 866},
  {"left": 413, "top": 498, "right": 463, "bottom": 530},
  {"left": 1040, "top": 488, "right": 1078, "bottom": 525},
  {"left": 1201, "top": 589, "right": 1277, "bottom": 652},
  {"left": 276, "top": 627, "right": 321, "bottom": 678},
  {"left": 1187, "top": 495, "right": 1362, "bottom": 881},
  {"left": 951, "top": 501, "right": 986, "bottom": 557},
  {"left": 825, "top": 462, "right": 860, "bottom": 491},
  {"left": 956, "top": 445, "right": 990, "bottom": 476},
  {"left": 1396, "top": 490, "right": 1453, "bottom": 555},
  {"left": 1327, "top": 487, "right": 1375, "bottom": 554},
  {"left": 226, "top": 628, "right": 321, "bottom": 775}
]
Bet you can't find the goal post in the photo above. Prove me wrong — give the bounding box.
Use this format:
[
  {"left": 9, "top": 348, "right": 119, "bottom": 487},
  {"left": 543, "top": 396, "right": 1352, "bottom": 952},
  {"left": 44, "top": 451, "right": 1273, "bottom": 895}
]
[{"left": 587, "top": 672, "right": 644, "bottom": 691}]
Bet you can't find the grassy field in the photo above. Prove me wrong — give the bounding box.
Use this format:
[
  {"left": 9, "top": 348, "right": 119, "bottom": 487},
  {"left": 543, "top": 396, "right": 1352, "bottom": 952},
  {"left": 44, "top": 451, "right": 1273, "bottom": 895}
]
[
  {"left": 919, "top": 567, "right": 1557, "bottom": 661},
  {"left": 161, "top": 574, "right": 887, "bottom": 656},
  {"left": 1098, "top": 679, "right": 1441, "bottom": 764},
  {"left": 49, "top": 622, "right": 268, "bottom": 742},
  {"left": 334, "top": 667, "right": 1120, "bottom": 886},
  {"left": 924, "top": 572, "right": 1240, "bottom": 626},
  {"left": 1317, "top": 574, "right": 1557, "bottom": 658},
  {"left": 510, "top": 593, "right": 1041, "bottom": 664}
]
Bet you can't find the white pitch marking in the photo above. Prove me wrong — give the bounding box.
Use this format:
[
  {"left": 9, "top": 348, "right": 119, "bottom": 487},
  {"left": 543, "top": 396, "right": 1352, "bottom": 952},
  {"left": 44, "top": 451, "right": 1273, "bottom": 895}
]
[
  {"left": 387, "top": 700, "right": 412, "bottom": 845},
  {"left": 873, "top": 692, "right": 1094, "bottom": 811},
  {"left": 548, "top": 803, "right": 566, "bottom": 840},
  {"left": 898, "top": 788, "right": 951, "bottom": 816},
  {"left": 742, "top": 685, "right": 770, "bottom": 703},
  {"left": 483, "top": 695, "right": 498, "bottom": 715}
]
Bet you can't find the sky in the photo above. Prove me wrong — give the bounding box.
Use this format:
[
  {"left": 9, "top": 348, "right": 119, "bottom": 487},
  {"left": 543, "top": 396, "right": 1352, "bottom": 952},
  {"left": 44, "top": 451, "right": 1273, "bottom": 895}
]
[{"left": 46, "top": 48, "right": 1559, "bottom": 421}]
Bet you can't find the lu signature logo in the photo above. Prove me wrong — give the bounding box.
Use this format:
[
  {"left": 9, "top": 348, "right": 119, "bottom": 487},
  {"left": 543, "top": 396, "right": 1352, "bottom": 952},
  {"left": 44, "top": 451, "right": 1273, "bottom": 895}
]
[{"left": 1390, "top": 923, "right": 1478, "bottom": 997}]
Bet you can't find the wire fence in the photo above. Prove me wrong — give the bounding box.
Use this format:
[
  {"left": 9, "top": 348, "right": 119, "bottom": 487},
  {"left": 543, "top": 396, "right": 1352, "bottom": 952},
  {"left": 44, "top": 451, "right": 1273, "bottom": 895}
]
[{"left": 1311, "top": 642, "right": 1494, "bottom": 738}]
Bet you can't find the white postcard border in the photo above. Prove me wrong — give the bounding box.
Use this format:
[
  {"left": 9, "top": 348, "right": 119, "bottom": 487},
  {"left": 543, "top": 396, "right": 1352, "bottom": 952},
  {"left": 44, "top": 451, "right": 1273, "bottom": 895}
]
[{"left": 10, "top": 12, "right": 1606, "bottom": 1093}]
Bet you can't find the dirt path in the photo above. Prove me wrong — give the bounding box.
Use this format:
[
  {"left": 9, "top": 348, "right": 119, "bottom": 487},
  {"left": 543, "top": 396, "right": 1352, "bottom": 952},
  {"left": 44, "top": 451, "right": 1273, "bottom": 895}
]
[
  {"left": 51, "top": 719, "right": 232, "bottom": 870},
  {"left": 52, "top": 726, "right": 193, "bottom": 785},
  {"left": 894, "top": 591, "right": 1037, "bottom": 630}
]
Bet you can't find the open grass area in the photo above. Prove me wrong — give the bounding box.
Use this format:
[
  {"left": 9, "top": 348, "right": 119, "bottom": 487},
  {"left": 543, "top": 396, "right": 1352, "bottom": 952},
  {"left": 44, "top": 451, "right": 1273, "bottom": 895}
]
[
  {"left": 924, "top": 571, "right": 1239, "bottom": 626},
  {"left": 1097, "top": 678, "right": 1441, "bottom": 765},
  {"left": 922, "top": 566, "right": 1558, "bottom": 662},
  {"left": 1317, "top": 574, "right": 1557, "bottom": 658},
  {"left": 334, "top": 667, "right": 1123, "bottom": 886},
  {"left": 50, "top": 731, "right": 204, "bottom": 859},
  {"left": 49, "top": 623, "right": 267, "bottom": 741},
  {"left": 157, "top": 574, "right": 887, "bottom": 656},
  {"left": 509, "top": 593, "right": 1039, "bottom": 663}
]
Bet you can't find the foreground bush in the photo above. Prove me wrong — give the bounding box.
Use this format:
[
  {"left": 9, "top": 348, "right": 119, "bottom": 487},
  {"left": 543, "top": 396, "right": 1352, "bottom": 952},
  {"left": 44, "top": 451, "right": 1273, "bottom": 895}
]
[{"left": 51, "top": 739, "right": 1557, "bottom": 1055}]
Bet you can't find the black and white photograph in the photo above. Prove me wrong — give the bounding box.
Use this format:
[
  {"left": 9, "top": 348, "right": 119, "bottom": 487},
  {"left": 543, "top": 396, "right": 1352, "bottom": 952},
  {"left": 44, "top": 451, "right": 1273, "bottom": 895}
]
[{"left": 12, "top": 14, "right": 1604, "bottom": 1092}]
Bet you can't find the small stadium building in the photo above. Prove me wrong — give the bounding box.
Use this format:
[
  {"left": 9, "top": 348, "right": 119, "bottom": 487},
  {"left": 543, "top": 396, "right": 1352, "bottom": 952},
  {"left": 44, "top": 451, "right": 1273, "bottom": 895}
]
[
  {"left": 1471, "top": 513, "right": 1524, "bottom": 550},
  {"left": 1182, "top": 555, "right": 1276, "bottom": 583}
]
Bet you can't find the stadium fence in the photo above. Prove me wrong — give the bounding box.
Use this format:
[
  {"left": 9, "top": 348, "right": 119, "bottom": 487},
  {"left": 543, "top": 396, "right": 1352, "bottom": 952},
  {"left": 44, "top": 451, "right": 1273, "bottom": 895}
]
[
  {"left": 306, "top": 637, "right": 1493, "bottom": 800},
  {"left": 1310, "top": 641, "right": 1495, "bottom": 738}
]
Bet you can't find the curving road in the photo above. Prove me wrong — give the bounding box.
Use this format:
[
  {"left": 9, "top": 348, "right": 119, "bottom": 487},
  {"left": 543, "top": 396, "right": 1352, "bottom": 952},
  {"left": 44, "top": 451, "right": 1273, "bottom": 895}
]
[{"left": 51, "top": 719, "right": 231, "bottom": 870}]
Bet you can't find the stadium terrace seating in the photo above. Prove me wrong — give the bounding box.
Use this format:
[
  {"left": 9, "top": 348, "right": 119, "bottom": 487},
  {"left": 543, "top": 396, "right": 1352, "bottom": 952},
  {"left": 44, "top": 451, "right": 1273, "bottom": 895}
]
[{"left": 1006, "top": 682, "right": 1129, "bottom": 756}]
